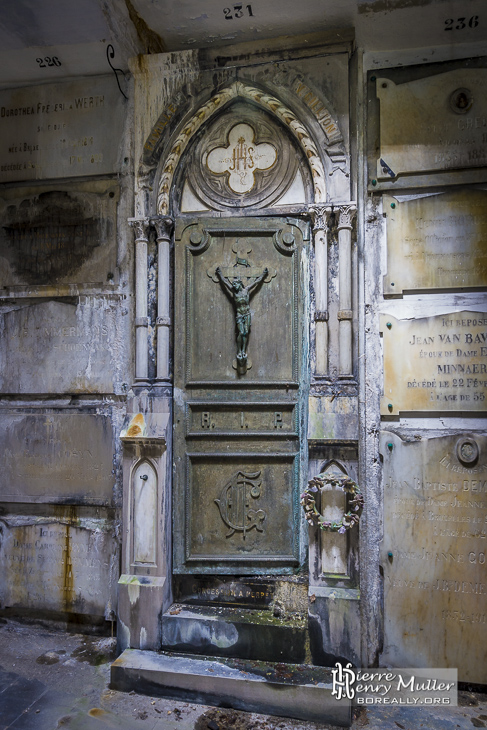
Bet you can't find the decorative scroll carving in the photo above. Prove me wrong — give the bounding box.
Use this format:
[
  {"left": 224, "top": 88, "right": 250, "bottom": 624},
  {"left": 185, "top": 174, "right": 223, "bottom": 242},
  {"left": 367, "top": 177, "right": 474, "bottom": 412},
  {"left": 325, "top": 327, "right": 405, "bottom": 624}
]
[
  {"left": 215, "top": 470, "right": 266, "bottom": 538},
  {"left": 156, "top": 81, "right": 326, "bottom": 215}
]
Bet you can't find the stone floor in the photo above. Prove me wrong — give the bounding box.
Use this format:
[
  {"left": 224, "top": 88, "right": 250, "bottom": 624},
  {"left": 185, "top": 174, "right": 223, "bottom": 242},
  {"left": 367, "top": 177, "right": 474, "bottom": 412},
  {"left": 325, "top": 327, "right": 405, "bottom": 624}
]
[{"left": 0, "top": 618, "right": 486, "bottom": 730}]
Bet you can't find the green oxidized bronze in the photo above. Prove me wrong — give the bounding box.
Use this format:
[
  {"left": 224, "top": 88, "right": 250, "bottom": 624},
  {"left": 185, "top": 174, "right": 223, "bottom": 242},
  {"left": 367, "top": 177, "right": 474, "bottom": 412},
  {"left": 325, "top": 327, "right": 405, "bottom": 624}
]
[
  {"left": 216, "top": 265, "right": 268, "bottom": 372},
  {"left": 301, "top": 474, "right": 364, "bottom": 533}
]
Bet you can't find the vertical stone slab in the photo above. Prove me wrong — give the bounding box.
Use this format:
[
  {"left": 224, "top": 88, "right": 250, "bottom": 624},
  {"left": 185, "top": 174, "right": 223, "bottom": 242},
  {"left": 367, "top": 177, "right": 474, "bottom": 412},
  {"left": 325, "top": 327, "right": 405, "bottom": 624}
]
[
  {"left": 381, "top": 432, "right": 487, "bottom": 684},
  {"left": 0, "top": 516, "right": 118, "bottom": 619}
]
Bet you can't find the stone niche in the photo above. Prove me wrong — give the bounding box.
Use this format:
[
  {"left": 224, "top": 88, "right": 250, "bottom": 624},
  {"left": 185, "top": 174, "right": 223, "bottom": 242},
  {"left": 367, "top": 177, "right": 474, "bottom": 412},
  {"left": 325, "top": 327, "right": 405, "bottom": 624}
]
[
  {"left": 0, "top": 296, "right": 125, "bottom": 394},
  {"left": 0, "top": 513, "right": 118, "bottom": 620},
  {"left": 380, "top": 432, "right": 487, "bottom": 684},
  {"left": 0, "top": 75, "right": 125, "bottom": 183},
  {"left": 0, "top": 411, "right": 115, "bottom": 504},
  {"left": 0, "top": 182, "right": 119, "bottom": 292},
  {"left": 381, "top": 311, "right": 487, "bottom": 415},
  {"left": 384, "top": 189, "right": 487, "bottom": 294}
]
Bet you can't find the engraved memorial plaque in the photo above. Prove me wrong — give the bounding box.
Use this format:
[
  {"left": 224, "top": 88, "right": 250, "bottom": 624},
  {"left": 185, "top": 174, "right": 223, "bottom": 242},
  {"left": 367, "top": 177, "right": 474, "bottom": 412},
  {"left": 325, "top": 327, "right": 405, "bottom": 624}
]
[
  {"left": 0, "top": 517, "right": 118, "bottom": 618},
  {"left": 0, "top": 297, "right": 125, "bottom": 394},
  {"left": 173, "top": 217, "right": 307, "bottom": 574},
  {"left": 0, "top": 183, "right": 118, "bottom": 292},
  {"left": 384, "top": 190, "right": 487, "bottom": 294},
  {"left": 381, "top": 432, "right": 487, "bottom": 684},
  {"left": 374, "top": 68, "right": 487, "bottom": 188},
  {"left": 381, "top": 312, "right": 487, "bottom": 414},
  {"left": 0, "top": 412, "right": 115, "bottom": 503},
  {"left": 176, "top": 576, "right": 274, "bottom": 608},
  {"left": 0, "top": 76, "right": 125, "bottom": 183}
]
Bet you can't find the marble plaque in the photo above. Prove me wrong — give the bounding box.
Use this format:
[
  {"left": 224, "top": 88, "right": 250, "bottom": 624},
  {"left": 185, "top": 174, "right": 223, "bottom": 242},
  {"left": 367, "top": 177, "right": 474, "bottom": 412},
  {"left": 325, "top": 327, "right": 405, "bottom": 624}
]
[
  {"left": 0, "top": 76, "right": 124, "bottom": 183},
  {"left": 384, "top": 190, "right": 487, "bottom": 293},
  {"left": 0, "top": 184, "right": 118, "bottom": 290},
  {"left": 0, "top": 297, "right": 124, "bottom": 394},
  {"left": 0, "top": 516, "right": 118, "bottom": 618},
  {"left": 380, "top": 432, "right": 487, "bottom": 684},
  {"left": 0, "top": 413, "right": 114, "bottom": 503},
  {"left": 381, "top": 312, "right": 487, "bottom": 414},
  {"left": 376, "top": 68, "right": 487, "bottom": 183}
]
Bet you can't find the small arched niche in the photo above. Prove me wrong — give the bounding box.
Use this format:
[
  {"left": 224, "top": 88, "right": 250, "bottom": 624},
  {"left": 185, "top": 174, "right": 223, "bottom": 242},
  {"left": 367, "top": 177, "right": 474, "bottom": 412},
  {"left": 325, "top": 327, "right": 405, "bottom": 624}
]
[{"left": 132, "top": 460, "right": 158, "bottom": 566}]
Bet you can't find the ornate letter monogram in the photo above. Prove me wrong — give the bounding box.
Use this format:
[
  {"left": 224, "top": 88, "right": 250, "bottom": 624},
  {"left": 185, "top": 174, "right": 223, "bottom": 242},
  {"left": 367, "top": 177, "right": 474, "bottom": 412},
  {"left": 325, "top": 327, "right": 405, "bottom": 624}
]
[
  {"left": 206, "top": 123, "right": 277, "bottom": 194},
  {"left": 215, "top": 470, "right": 266, "bottom": 539}
]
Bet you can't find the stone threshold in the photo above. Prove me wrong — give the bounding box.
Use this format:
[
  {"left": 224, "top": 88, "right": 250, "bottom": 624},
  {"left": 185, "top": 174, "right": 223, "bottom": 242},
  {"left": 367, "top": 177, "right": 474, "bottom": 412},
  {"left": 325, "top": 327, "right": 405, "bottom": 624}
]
[
  {"left": 161, "top": 603, "right": 307, "bottom": 663},
  {"left": 111, "top": 649, "right": 351, "bottom": 727}
]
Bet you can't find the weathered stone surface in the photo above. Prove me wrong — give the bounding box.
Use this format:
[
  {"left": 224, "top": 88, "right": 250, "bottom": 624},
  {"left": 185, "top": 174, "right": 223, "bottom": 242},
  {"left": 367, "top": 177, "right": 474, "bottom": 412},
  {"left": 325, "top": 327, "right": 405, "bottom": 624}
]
[
  {"left": 375, "top": 68, "right": 487, "bottom": 183},
  {"left": 381, "top": 311, "right": 487, "bottom": 414},
  {"left": 176, "top": 577, "right": 274, "bottom": 608},
  {"left": 161, "top": 604, "right": 307, "bottom": 663},
  {"left": 1, "top": 412, "right": 114, "bottom": 503},
  {"left": 0, "top": 297, "right": 126, "bottom": 394},
  {"left": 0, "top": 184, "right": 118, "bottom": 290},
  {"left": 111, "top": 649, "right": 351, "bottom": 726},
  {"left": 384, "top": 190, "right": 487, "bottom": 294},
  {"left": 380, "top": 432, "right": 487, "bottom": 684},
  {"left": 0, "top": 515, "right": 118, "bottom": 618},
  {"left": 0, "top": 76, "right": 125, "bottom": 183}
]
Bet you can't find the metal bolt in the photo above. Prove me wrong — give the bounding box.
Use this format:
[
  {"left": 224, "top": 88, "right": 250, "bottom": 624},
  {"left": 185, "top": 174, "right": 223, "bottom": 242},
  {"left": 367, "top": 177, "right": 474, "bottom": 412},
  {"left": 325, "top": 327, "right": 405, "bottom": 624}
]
[
  {"left": 371, "top": 179, "right": 377, "bottom": 186},
  {"left": 388, "top": 551, "right": 393, "bottom": 559},
  {"left": 387, "top": 442, "right": 393, "bottom": 452},
  {"left": 391, "top": 282, "right": 395, "bottom": 286},
  {"left": 388, "top": 404, "right": 393, "bottom": 412},
  {"left": 140, "top": 474, "right": 148, "bottom": 481},
  {"left": 386, "top": 322, "right": 392, "bottom": 330},
  {"left": 390, "top": 203, "right": 396, "bottom": 209}
]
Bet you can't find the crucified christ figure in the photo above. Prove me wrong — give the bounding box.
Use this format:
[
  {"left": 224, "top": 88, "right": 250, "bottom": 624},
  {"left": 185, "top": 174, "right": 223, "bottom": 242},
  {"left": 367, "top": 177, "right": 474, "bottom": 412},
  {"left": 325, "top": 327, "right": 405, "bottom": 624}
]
[{"left": 216, "top": 266, "right": 268, "bottom": 365}]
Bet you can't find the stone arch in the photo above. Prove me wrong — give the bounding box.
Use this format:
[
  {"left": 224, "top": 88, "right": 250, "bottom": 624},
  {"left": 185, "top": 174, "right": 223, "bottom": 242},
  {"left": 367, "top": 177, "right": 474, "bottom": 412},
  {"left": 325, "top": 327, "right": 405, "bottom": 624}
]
[{"left": 152, "top": 80, "right": 330, "bottom": 215}]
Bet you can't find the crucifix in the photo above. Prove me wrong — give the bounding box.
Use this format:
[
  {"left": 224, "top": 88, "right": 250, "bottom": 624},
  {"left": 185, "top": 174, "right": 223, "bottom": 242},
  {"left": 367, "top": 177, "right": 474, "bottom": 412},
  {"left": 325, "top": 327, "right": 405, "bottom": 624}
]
[{"left": 209, "top": 242, "right": 274, "bottom": 374}]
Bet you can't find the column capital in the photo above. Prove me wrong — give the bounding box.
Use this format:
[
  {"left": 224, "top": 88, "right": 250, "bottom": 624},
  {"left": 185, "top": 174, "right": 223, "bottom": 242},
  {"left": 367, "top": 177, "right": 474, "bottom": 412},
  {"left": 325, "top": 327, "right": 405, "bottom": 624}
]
[
  {"left": 336, "top": 204, "right": 357, "bottom": 231},
  {"left": 309, "top": 204, "right": 331, "bottom": 232},
  {"left": 128, "top": 217, "right": 151, "bottom": 241},
  {"left": 151, "top": 216, "right": 174, "bottom": 242}
]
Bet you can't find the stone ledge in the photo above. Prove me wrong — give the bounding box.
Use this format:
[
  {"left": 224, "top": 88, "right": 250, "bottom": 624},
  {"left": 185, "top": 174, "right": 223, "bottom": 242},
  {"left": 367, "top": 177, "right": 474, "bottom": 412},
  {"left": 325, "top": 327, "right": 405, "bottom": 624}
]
[{"left": 111, "top": 649, "right": 351, "bottom": 727}]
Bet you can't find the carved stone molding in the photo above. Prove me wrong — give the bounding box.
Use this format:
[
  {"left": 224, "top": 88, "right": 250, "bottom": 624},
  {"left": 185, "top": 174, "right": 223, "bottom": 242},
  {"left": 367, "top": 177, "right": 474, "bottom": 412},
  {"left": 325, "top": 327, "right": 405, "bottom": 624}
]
[
  {"left": 309, "top": 204, "right": 331, "bottom": 232},
  {"left": 315, "top": 311, "right": 329, "bottom": 322},
  {"left": 152, "top": 216, "right": 174, "bottom": 242},
  {"left": 128, "top": 217, "right": 151, "bottom": 241},
  {"left": 338, "top": 310, "right": 353, "bottom": 321},
  {"left": 337, "top": 205, "right": 356, "bottom": 231}
]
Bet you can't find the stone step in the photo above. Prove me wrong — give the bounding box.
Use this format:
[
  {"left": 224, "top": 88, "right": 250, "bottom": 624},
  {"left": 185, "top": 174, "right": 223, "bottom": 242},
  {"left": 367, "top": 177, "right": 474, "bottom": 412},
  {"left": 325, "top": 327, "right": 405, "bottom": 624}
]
[
  {"left": 111, "top": 649, "right": 351, "bottom": 727},
  {"left": 161, "top": 603, "right": 306, "bottom": 663}
]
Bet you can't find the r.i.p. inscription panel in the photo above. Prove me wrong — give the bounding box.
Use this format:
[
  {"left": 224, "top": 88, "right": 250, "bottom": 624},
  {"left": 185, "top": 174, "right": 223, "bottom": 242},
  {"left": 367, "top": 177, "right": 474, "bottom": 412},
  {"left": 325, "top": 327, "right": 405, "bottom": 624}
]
[
  {"left": 380, "top": 432, "right": 487, "bottom": 684},
  {"left": 384, "top": 190, "right": 487, "bottom": 293},
  {"left": 381, "top": 312, "right": 487, "bottom": 414}
]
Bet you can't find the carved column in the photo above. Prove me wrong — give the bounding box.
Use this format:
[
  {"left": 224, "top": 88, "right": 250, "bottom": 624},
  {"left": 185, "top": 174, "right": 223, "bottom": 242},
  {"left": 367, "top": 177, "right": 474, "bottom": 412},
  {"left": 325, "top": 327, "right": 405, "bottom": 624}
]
[
  {"left": 310, "top": 205, "right": 330, "bottom": 375},
  {"left": 152, "top": 216, "right": 174, "bottom": 381},
  {"left": 129, "top": 218, "right": 150, "bottom": 382},
  {"left": 337, "top": 205, "right": 356, "bottom": 377}
]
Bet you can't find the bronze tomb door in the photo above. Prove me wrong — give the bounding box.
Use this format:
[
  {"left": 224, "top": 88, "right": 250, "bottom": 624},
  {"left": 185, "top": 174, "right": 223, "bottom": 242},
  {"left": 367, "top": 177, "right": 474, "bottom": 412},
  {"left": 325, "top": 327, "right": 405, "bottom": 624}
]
[{"left": 173, "top": 216, "right": 308, "bottom": 575}]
